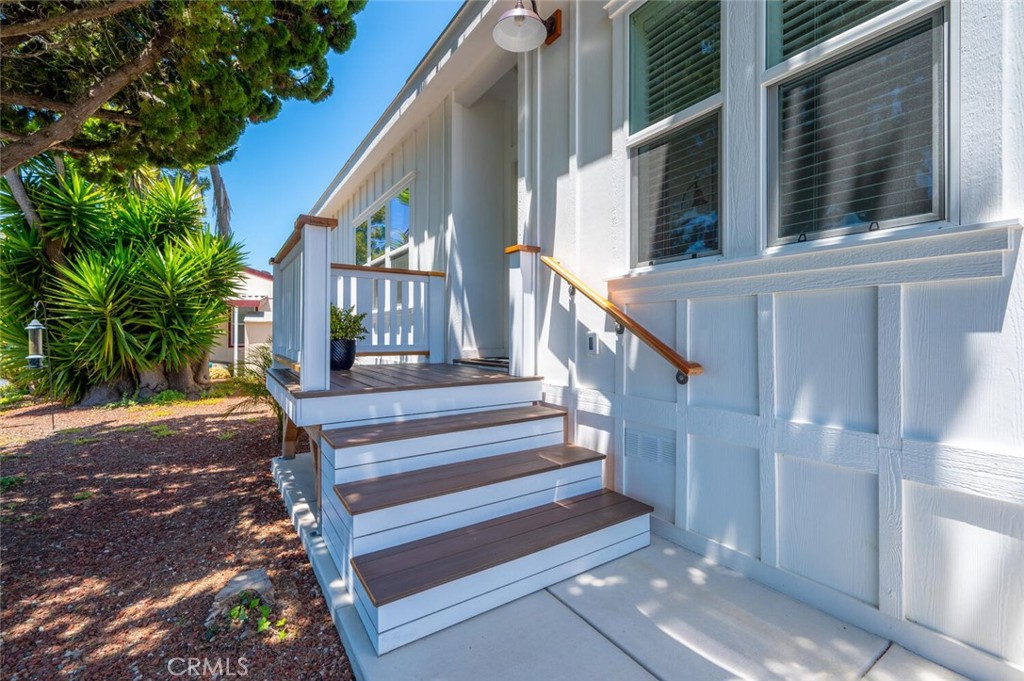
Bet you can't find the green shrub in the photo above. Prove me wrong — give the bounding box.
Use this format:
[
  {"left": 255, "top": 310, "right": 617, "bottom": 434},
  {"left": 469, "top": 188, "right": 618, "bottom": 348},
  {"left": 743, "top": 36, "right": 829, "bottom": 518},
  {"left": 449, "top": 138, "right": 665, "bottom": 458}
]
[
  {"left": 148, "top": 389, "right": 187, "bottom": 405},
  {"left": 224, "top": 343, "right": 283, "bottom": 439},
  {"left": 0, "top": 164, "right": 245, "bottom": 404}
]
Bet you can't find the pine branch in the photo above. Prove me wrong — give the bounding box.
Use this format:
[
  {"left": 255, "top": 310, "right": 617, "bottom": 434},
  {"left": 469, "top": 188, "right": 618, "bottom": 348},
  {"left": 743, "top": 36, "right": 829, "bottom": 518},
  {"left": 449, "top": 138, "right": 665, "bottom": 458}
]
[
  {"left": 0, "top": 130, "right": 89, "bottom": 155},
  {"left": 0, "top": 24, "right": 172, "bottom": 175},
  {"left": 1, "top": 91, "right": 140, "bottom": 126},
  {"left": 0, "top": 0, "right": 145, "bottom": 39}
]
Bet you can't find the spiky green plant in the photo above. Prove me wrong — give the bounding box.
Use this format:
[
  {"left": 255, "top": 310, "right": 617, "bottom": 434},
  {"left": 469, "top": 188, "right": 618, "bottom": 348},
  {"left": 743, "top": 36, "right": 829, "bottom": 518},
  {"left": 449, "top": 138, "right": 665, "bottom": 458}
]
[
  {"left": 0, "top": 160, "right": 245, "bottom": 403},
  {"left": 224, "top": 343, "right": 283, "bottom": 440}
]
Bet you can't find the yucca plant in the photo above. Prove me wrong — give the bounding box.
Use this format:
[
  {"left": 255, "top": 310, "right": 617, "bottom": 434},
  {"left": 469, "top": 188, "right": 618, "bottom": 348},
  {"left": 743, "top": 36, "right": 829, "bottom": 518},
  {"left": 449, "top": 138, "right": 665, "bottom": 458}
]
[{"left": 0, "top": 159, "right": 245, "bottom": 404}]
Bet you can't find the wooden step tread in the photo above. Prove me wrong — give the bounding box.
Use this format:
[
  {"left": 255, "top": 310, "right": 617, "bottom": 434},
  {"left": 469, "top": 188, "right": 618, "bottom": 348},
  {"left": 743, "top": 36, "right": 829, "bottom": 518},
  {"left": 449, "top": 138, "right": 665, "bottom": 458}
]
[
  {"left": 351, "top": 490, "right": 652, "bottom": 606},
  {"left": 334, "top": 444, "right": 605, "bottom": 515},
  {"left": 321, "top": 404, "right": 565, "bottom": 449}
]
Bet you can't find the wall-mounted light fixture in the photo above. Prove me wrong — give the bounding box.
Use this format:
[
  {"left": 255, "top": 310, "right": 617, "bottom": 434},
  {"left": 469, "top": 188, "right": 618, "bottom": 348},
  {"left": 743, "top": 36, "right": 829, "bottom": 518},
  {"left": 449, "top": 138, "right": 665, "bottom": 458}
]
[{"left": 493, "top": 0, "right": 562, "bottom": 53}]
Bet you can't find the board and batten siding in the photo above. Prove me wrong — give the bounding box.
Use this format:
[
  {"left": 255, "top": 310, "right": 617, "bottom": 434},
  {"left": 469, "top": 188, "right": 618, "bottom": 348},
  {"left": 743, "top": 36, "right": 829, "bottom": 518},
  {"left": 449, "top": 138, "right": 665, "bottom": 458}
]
[
  {"left": 523, "top": 1, "right": 1024, "bottom": 678},
  {"left": 324, "top": 98, "right": 451, "bottom": 273}
]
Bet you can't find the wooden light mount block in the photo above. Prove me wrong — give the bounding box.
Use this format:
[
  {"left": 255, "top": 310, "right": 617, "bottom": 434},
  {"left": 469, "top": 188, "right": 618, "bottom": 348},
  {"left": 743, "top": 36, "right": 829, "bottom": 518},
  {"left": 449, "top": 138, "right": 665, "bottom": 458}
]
[{"left": 544, "top": 9, "right": 562, "bottom": 46}]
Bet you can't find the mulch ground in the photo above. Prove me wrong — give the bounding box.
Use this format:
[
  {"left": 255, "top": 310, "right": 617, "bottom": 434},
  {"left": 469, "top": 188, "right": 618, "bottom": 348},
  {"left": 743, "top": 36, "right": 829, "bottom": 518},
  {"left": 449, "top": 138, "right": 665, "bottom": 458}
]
[{"left": 0, "top": 396, "right": 353, "bottom": 680}]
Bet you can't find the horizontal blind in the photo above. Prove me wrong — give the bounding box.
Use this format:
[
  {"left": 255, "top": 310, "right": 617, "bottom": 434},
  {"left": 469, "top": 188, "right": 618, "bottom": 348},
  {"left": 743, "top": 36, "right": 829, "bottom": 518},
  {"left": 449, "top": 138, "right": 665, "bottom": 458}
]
[
  {"left": 768, "top": 0, "right": 905, "bottom": 66},
  {"left": 777, "top": 16, "right": 942, "bottom": 241},
  {"left": 636, "top": 112, "right": 720, "bottom": 264},
  {"left": 630, "top": 0, "right": 720, "bottom": 132}
]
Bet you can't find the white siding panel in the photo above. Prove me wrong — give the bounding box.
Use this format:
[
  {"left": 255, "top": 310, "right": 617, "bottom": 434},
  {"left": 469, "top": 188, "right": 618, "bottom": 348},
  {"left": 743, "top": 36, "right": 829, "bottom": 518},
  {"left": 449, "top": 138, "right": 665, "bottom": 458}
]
[
  {"left": 688, "top": 295, "right": 759, "bottom": 415},
  {"left": 778, "top": 455, "right": 879, "bottom": 605},
  {"left": 775, "top": 287, "right": 879, "bottom": 433},
  {"left": 688, "top": 435, "right": 761, "bottom": 557},
  {"left": 623, "top": 301, "right": 677, "bottom": 402},
  {"left": 903, "top": 274, "right": 1024, "bottom": 456},
  {"left": 904, "top": 481, "right": 1024, "bottom": 665}
]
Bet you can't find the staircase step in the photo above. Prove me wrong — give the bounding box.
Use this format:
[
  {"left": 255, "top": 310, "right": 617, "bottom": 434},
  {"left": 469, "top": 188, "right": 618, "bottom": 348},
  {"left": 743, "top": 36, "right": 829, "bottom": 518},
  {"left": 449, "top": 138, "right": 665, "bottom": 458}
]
[
  {"left": 321, "top": 403, "right": 565, "bottom": 450},
  {"left": 335, "top": 444, "right": 603, "bottom": 515},
  {"left": 352, "top": 489, "right": 651, "bottom": 607}
]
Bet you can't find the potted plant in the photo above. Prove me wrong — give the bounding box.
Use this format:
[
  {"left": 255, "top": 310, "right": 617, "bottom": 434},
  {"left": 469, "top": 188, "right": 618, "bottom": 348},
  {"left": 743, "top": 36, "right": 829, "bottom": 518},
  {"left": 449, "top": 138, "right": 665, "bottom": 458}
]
[{"left": 329, "top": 305, "right": 368, "bottom": 371}]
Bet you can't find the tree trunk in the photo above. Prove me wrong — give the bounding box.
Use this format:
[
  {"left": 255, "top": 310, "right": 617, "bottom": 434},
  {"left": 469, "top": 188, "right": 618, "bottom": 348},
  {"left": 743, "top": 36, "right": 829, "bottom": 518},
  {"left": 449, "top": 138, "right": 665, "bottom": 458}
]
[
  {"left": 164, "top": 356, "right": 211, "bottom": 396},
  {"left": 2, "top": 169, "right": 65, "bottom": 267},
  {"left": 166, "top": 362, "right": 201, "bottom": 396},
  {"left": 192, "top": 355, "right": 211, "bottom": 391},
  {"left": 209, "top": 164, "right": 232, "bottom": 238},
  {"left": 0, "top": 24, "right": 172, "bottom": 174}
]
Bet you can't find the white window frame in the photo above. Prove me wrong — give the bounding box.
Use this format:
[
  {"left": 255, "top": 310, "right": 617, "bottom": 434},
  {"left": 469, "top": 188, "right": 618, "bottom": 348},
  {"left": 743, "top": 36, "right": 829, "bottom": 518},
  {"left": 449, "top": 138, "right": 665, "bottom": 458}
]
[
  {"left": 760, "top": 0, "right": 958, "bottom": 251},
  {"left": 352, "top": 172, "right": 415, "bottom": 268},
  {"left": 626, "top": 0, "right": 725, "bottom": 270}
]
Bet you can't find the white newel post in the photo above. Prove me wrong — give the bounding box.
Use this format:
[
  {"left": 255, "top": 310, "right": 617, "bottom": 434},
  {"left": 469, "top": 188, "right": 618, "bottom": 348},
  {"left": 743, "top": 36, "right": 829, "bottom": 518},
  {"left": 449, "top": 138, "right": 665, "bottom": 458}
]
[
  {"left": 507, "top": 246, "right": 538, "bottom": 377},
  {"left": 271, "top": 257, "right": 282, "bottom": 361},
  {"left": 298, "top": 218, "right": 334, "bottom": 392},
  {"left": 427, "top": 274, "right": 446, "bottom": 364}
]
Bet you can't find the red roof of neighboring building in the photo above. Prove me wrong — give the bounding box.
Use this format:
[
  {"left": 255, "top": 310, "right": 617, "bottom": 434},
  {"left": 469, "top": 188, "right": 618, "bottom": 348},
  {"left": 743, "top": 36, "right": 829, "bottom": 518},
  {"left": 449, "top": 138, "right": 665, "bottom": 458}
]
[
  {"left": 226, "top": 297, "right": 267, "bottom": 308},
  {"left": 244, "top": 266, "right": 273, "bottom": 281}
]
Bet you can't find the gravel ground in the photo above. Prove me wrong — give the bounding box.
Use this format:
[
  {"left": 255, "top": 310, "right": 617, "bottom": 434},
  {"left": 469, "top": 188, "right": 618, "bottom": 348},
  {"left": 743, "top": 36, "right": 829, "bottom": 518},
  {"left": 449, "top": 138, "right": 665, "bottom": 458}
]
[{"left": 0, "top": 397, "right": 352, "bottom": 680}]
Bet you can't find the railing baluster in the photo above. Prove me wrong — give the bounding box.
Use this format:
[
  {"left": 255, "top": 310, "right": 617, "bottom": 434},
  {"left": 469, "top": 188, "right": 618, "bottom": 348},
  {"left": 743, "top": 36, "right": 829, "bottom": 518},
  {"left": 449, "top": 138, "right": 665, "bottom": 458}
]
[
  {"left": 326, "top": 264, "right": 444, "bottom": 360},
  {"left": 389, "top": 277, "right": 399, "bottom": 347}
]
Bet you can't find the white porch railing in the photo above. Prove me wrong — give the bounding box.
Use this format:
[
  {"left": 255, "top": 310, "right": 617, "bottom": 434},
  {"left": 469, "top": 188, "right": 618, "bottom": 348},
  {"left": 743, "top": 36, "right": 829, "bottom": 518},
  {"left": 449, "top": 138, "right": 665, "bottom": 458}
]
[
  {"left": 331, "top": 264, "right": 445, "bottom": 360},
  {"left": 272, "top": 243, "right": 303, "bottom": 365},
  {"left": 271, "top": 215, "right": 446, "bottom": 392}
]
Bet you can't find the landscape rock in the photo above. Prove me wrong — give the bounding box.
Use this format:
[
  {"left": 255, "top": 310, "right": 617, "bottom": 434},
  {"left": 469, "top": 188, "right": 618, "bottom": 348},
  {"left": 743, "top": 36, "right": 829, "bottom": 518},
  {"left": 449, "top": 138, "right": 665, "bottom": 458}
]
[
  {"left": 79, "top": 381, "right": 130, "bottom": 407},
  {"left": 204, "top": 568, "right": 275, "bottom": 628}
]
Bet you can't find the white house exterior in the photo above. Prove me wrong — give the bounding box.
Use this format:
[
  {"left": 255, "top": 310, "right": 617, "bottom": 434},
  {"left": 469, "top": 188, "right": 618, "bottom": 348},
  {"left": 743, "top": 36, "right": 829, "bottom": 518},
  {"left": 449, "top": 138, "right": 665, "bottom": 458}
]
[
  {"left": 273, "top": 1, "right": 1023, "bottom": 678},
  {"left": 210, "top": 266, "right": 274, "bottom": 368}
]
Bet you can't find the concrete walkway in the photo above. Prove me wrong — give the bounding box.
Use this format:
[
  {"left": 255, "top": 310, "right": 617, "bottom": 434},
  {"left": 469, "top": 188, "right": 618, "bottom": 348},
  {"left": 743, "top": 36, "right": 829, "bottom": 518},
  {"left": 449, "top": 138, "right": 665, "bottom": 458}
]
[{"left": 273, "top": 454, "right": 969, "bottom": 681}]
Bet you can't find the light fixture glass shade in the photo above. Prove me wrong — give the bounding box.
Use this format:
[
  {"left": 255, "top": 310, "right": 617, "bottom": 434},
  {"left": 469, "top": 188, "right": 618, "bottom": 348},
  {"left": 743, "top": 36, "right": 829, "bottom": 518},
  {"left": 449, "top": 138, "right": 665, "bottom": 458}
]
[{"left": 493, "top": 1, "right": 547, "bottom": 52}]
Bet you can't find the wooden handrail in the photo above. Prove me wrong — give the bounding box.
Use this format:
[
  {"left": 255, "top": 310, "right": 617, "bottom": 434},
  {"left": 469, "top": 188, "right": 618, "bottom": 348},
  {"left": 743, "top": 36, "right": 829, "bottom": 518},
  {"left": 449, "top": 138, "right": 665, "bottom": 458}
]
[
  {"left": 269, "top": 214, "right": 339, "bottom": 265},
  {"left": 504, "top": 244, "right": 542, "bottom": 254},
  {"left": 540, "top": 256, "right": 703, "bottom": 382},
  {"left": 330, "top": 263, "right": 445, "bottom": 278}
]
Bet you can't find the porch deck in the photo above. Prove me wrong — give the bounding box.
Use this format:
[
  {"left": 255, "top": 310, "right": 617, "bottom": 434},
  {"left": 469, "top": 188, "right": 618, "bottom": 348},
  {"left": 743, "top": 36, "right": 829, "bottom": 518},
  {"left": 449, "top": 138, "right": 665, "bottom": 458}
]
[{"left": 268, "top": 363, "right": 535, "bottom": 398}]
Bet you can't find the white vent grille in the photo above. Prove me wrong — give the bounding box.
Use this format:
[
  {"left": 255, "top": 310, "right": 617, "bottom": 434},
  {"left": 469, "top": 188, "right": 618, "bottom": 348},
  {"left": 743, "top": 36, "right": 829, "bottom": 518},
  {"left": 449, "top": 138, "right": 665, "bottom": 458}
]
[
  {"left": 625, "top": 429, "right": 675, "bottom": 466},
  {"left": 624, "top": 426, "right": 676, "bottom": 521}
]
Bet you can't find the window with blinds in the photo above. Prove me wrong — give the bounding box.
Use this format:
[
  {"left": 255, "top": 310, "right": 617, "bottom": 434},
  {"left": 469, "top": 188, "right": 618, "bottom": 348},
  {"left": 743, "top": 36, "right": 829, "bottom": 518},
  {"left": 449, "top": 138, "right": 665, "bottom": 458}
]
[
  {"left": 635, "top": 112, "right": 720, "bottom": 264},
  {"left": 630, "top": 0, "right": 720, "bottom": 132},
  {"left": 773, "top": 15, "right": 943, "bottom": 243},
  {"left": 767, "top": 0, "right": 905, "bottom": 66}
]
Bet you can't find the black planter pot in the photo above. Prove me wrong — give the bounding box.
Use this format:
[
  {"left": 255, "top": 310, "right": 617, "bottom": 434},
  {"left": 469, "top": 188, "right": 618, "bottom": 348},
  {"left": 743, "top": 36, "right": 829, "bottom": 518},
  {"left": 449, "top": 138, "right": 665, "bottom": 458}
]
[{"left": 330, "top": 339, "right": 357, "bottom": 371}]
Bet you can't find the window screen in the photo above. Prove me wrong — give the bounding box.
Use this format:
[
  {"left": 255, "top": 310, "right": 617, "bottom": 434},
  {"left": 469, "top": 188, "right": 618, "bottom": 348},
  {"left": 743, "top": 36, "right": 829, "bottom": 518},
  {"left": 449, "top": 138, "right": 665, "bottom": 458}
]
[
  {"left": 775, "top": 16, "right": 942, "bottom": 242},
  {"left": 768, "top": 0, "right": 905, "bottom": 66},
  {"left": 630, "top": 0, "right": 720, "bottom": 132},
  {"left": 635, "top": 112, "right": 720, "bottom": 264}
]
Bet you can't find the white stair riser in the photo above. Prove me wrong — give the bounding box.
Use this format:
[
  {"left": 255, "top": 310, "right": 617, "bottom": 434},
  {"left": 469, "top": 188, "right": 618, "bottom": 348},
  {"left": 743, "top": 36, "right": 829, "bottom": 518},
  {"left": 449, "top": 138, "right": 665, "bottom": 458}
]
[
  {"left": 324, "top": 471, "right": 603, "bottom": 556},
  {"left": 323, "top": 424, "right": 565, "bottom": 483},
  {"left": 293, "top": 380, "right": 543, "bottom": 427},
  {"left": 359, "top": 514, "right": 650, "bottom": 634},
  {"left": 355, "top": 525, "right": 651, "bottom": 654},
  {"left": 321, "top": 509, "right": 353, "bottom": 586},
  {"left": 319, "top": 402, "right": 542, "bottom": 432},
  {"left": 322, "top": 417, "right": 564, "bottom": 469},
  {"left": 349, "top": 462, "right": 604, "bottom": 537}
]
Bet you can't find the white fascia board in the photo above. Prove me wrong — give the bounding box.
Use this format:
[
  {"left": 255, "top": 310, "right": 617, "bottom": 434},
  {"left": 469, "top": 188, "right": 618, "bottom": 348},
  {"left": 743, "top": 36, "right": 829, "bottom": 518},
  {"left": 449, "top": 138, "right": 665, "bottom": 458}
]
[{"left": 308, "top": 1, "right": 502, "bottom": 217}]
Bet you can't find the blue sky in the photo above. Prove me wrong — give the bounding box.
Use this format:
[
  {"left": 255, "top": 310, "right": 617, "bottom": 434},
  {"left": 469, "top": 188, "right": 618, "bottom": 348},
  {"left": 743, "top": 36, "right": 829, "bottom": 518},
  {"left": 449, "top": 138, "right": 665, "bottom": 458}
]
[{"left": 205, "top": 0, "right": 464, "bottom": 269}]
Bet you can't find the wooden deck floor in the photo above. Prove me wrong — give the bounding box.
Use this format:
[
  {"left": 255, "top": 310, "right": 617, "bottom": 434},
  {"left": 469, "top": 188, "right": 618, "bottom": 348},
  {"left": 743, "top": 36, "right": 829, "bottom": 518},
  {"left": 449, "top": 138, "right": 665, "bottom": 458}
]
[{"left": 269, "top": 363, "right": 537, "bottom": 398}]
